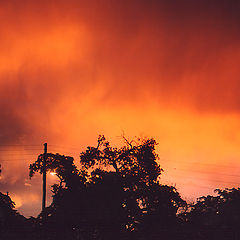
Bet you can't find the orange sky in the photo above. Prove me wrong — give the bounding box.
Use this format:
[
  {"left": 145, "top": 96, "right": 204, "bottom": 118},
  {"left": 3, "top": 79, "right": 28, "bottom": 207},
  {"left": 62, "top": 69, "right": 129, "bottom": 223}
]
[{"left": 1, "top": 0, "right": 240, "bottom": 217}]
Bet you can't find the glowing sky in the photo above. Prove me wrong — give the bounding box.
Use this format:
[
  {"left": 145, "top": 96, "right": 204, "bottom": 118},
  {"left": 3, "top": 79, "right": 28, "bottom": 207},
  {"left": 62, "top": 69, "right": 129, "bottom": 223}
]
[{"left": 1, "top": 0, "right": 240, "bottom": 217}]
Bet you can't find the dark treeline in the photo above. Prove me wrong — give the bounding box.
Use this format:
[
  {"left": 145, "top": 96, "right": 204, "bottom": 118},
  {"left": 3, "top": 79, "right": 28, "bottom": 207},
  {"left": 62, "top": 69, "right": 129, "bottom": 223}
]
[{"left": 0, "top": 136, "right": 240, "bottom": 240}]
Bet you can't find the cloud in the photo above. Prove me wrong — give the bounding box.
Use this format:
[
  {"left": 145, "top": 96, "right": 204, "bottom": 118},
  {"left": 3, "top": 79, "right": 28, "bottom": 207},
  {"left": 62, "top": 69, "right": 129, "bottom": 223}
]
[
  {"left": 1, "top": 0, "right": 240, "bottom": 114},
  {"left": 0, "top": 0, "right": 240, "bottom": 216}
]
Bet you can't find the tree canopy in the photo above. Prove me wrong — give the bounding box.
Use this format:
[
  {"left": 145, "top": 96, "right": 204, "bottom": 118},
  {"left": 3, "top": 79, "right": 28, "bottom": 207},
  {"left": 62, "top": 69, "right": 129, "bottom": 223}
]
[
  {"left": 28, "top": 135, "right": 186, "bottom": 240},
  {"left": 1, "top": 135, "right": 239, "bottom": 240}
]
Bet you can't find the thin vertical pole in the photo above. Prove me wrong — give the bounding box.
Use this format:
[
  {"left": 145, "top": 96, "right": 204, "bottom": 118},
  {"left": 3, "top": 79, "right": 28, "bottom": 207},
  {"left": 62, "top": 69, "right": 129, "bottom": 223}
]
[{"left": 42, "top": 143, "right": 47, "bottom": 212}]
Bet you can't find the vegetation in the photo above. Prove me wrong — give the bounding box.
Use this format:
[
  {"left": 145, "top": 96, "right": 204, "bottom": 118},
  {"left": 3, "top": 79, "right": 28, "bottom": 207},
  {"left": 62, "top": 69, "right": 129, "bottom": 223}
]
[{"left": 0, "top": 135, "right": 240, "bottom": 239}]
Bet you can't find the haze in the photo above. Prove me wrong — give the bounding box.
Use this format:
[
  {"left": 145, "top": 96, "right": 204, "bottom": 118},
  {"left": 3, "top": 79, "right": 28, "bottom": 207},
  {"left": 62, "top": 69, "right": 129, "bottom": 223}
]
[{"left": 0, "top": 0, "right": 240, "bottom": 217}]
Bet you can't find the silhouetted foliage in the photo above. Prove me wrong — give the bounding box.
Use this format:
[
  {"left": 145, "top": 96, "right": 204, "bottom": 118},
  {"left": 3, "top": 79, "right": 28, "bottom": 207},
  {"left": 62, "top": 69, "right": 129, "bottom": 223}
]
[
  {"left": 26, "top": 135, "right": 240, "bottom": 240},
  {"left": 30, "top": 135, "right": 185, "bottom": 240},
  {"left": 0, "top": 192, "right": 32, "bottom": 240},
  {"left": 2, "top": 135, "right": 240, "bottom": 240},
  {"left": 80, "top": 135, "right": 162, "bottom": 183},
  {"left": 29, "top": 153, "right": 86, "bottom": 188},
  {"left": 181, "top": 188, "right": 240, "bottom": 240}
]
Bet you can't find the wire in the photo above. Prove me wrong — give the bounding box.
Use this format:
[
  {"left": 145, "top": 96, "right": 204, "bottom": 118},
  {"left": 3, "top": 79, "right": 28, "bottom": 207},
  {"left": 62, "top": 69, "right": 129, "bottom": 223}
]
[
  {"left": 0, "top": 145, "right": 42, "bottom": 147},
  {"left": 161, "top": 158, "right": 240, "bottom": 170},
  {"left": 0, "top": 159, "right": 35, "bottom": 162},
  {"left": 0, "top": 150, "right": 42, "bottom": 152},
  {"left": 163, "top": 171, "right": 240, "bottom": 185},
  {"left": 0, "top": 144, "right": 239, "bottom": 189},
  {"left": 167, "top": 167, "right": 240, "bottom": 179},
  {"left": 161, "top": 178, "right": 214, "bottom": 190},
  {"left": 49, "top": 144, "right": 81, "bottom": 151}
]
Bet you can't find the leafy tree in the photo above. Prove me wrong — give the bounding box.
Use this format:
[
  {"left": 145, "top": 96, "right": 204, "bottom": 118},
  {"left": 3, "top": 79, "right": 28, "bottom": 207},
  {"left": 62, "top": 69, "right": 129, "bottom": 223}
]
[
  {"left": 80, "top": 135, "right": 162, "bottom": 183},
  {"left": 29, "top": 135, "right": 186, "bottom": 240},
  {"left": 29, "top": 153, "right": 85, "bottom": 188},
  {"left": 0, "top": 192, "right": 32, "bottom": 240},
  {"left": 79, "top": 135, "right": 186, "bottom": 238},
  {"left": 182, "top": 188, "right": 240, "bottom": 240}
]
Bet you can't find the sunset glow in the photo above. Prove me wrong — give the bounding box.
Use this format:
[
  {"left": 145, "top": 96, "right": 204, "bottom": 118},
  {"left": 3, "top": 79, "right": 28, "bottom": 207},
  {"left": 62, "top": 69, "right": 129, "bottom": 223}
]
[{"left": 0, "top": 0, "right": 240, "bottom": 217}]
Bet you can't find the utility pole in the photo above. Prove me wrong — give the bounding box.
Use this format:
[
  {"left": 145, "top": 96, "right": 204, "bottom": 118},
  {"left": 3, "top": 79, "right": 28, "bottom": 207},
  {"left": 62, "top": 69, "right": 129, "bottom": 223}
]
[{"left": 42, "top": 143, "right": 47, "bottom": 212}]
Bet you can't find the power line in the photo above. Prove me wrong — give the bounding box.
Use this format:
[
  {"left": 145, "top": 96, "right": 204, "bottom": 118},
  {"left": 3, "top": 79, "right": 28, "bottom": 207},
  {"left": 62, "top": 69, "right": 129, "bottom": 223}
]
[
  {"left": 161, "top": 178, "right": 214, "bottom": 190},
  {"left": 0, "top": 145, "right": 42, "bottom": 147},
  {"left": 0, "top": 144, "right": 240, "bottom": 186},
  {"left": 49, "top": 144, "right": 81, "bottom": 151},
  {"left": 0, "top": 159, "right": 33, "bottom": 162},
  {"left": 1, "top": 157, "right": 240, "bottom": 181},
  {"left": 161, "top": 159, "right": 240, "bottom": 170},
  {"left": 162, "top": 176, "right": 239, "bottom": 191},
  {"left": 0, "top": 150, "right": 42, "bottom": 152},
  {"left": 1, "top": 155, "right": 38, "bottom": 157},
  {"left": 167, "top": 167, "right": 240, "bottom": 179},
  {"left": 163, "top": 172, "right": 240, "bottom": 186}
]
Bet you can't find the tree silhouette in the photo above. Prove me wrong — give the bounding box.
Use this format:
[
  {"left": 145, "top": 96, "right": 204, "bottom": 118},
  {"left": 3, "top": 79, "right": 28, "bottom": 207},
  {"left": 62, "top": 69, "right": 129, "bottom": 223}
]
[
  {"left": 29, "top": 153, "right": 87, "bottom": 239},
  {"left": 0, "top": 192, "right": 32, "bottom": 240},
  {"left": 29, "top": 153, "right": 86, "bottom": 188},
  {"left": 181, "top": 188, "right": 240, "bottom": 240},
  {"left": 80, "top": 135, "right": 162, "bottom": 182},
  {"left": 29, "top": 135, "right": 186, "bottom": 240},
  {"left": 79, "top": 136, "right": 186, "bottom": 239}
]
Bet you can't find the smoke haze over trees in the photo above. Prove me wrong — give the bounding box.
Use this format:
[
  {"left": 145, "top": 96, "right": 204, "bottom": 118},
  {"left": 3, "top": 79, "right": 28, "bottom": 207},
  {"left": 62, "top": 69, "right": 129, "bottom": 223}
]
[
  {"left": 1, "top": 0, "right": 240, "bottom": 211},
  {"left": 1, "top": 136, "right": 240, "bottom": 240}
]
